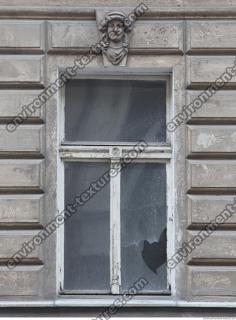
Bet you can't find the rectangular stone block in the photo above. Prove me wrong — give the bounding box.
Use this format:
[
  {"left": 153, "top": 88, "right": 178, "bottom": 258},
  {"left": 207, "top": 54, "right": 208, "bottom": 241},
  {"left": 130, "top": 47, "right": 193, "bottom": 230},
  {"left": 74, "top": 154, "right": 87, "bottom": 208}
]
[
  {"left": 187, "top": 160, "right": 236, "bottom": 188},
  {"left": 0, "top": 90, "right": 44, "bottom": 119},
  {"left": 0, "top": 57, "right": 43, "bottom": 84},
  {"left": 0, "top": 194, "right": 44, "bottom": 224},
  {"left": 186, "top": 91, "right": 236, "bottom": 118},
  {"left": 0, "top": 268, "right": 41, "bottom": 296},
  {"left": 0, "top": 125, "right": 44, "bottom": 153},
  {"left": 131, "top": 21, "right": 183, "bottom": 51},
  {"left": 187, "top": 195, "right": 236, "bottom": 224},
  {"left": 187, "top": 56, "right": 236, "bottom": 86},
  {"left": 49, "top": 21, "right": 99, "bottom": 50},
  {"left": 190, "top": 267, "right": 236, "bottom": 296},
  {"left": 0, "top": 21, "right": 44, "bottom": 52},
  {"left": 0, "top": 231, "right": 42, "bottom": 259},
  {"left": 187, "top": 125, "right": 236, "bottom": 153},
  {"left": 187, "top": 21, "right": 236, "bottom": 53},
  {"left": 188, "top": 231, "right": 236, "bottom": 259},
  {"left": 0, "top": 159, "right": 44, "bottom": 188}
]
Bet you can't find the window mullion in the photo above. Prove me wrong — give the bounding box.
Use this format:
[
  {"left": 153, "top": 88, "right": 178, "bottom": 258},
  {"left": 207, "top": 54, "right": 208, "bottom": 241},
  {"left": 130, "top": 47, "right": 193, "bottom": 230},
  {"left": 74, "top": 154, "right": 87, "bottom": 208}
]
[{"left": 110, "top": 159, "right": 121, "bottom": 294}]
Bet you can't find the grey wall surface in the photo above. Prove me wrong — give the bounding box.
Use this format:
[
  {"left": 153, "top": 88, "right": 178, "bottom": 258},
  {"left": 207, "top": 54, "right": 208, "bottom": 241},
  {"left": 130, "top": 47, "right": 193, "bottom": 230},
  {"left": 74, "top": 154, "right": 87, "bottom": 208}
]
[{"left": 0, "top": 0, "right": 236, "bottom": 307}]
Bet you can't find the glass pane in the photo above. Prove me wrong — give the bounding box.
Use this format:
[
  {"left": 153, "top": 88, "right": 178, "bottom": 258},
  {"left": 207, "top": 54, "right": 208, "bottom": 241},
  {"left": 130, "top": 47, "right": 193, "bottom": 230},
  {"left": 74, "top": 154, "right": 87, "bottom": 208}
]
[
  {"left": 121, "top": 163, "right": 167, "bottom": 293},
  {"left": 64, "top": 162, "right": 110, "bottom": 292},
  {"left": 65, "top": 79, "right": 166, "bottom": 143}
]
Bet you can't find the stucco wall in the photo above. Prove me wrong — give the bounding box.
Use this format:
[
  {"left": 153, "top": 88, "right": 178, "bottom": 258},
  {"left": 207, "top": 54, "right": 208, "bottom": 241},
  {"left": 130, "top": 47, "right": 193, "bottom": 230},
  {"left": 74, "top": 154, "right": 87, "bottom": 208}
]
[{"left": 0, "top": 0, "right": 236, "bottom": 307}]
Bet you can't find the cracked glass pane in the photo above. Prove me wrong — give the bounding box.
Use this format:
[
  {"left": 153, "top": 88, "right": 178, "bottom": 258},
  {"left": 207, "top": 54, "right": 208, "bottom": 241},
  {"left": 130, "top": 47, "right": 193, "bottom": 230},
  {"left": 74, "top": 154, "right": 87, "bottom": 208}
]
[{"left": 121, "top": 163, "right": 167, "bottom": 292}]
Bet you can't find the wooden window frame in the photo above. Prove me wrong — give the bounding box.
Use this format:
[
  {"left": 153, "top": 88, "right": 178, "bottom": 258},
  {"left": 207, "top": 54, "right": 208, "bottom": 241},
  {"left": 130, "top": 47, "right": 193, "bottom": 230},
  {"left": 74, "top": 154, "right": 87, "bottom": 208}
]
[{"left": 57, "top": 72, "right": 174, "bottom": 297}]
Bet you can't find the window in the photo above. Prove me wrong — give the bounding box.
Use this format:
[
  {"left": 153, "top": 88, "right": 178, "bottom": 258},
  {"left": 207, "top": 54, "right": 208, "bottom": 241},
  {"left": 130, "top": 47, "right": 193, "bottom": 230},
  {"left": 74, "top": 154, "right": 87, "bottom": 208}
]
[{"left": 59, "top": 75, "right": 172, "bottom": 295}]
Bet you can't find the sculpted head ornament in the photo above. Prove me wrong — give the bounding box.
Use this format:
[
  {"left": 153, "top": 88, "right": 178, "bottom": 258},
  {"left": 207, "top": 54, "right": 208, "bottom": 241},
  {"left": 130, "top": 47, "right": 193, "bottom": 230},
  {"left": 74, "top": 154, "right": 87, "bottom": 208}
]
[{"left": 98, "top": 11, "right": 133, "bottom": 66}]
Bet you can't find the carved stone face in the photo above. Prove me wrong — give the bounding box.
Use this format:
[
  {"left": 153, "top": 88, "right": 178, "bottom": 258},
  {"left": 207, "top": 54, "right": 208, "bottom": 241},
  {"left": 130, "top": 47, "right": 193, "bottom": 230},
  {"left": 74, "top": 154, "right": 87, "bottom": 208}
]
[{"left": 107, "top": 19, "right": 124, "bottom": 42}]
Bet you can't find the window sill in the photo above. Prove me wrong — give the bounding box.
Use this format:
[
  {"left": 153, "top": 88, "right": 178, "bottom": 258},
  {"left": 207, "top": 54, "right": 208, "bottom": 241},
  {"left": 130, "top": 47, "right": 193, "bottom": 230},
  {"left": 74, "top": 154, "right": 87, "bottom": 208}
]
[
  {"left": 55, "top": 295, "right": 174, "bottom": 307},
  {"left": 1, "top": 298, "right": 236, "bottom": 308}
]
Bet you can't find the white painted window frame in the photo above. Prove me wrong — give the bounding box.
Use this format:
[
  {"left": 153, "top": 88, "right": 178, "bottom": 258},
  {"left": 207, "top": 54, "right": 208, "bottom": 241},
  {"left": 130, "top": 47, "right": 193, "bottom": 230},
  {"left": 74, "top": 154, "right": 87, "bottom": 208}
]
[{"left": 57, "top": 72, "right": 174, "bottom": 297}]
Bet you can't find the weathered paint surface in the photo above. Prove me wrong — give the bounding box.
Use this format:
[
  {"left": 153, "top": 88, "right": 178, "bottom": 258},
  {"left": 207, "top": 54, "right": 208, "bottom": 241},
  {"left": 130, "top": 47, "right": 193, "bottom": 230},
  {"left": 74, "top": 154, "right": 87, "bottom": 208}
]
[{"left": 0, "top": 0, "right": 235, "bottom": 307}]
